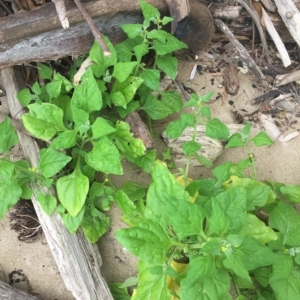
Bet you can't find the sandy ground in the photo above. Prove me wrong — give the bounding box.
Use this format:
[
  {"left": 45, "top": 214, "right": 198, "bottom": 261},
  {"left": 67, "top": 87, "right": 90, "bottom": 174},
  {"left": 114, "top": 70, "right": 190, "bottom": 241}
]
[{"left": 1, "top": 58, "right": 300, "bottom": 299}]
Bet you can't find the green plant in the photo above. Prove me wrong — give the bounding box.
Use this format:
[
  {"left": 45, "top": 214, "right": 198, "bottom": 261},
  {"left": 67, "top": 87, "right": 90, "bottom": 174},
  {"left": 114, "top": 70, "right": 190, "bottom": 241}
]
[
  {"left": 0, "top": 1, "right": 187, "bottom": 242},
  {"left": 115, "top": 93, "right": 300, "bottom": 299}
]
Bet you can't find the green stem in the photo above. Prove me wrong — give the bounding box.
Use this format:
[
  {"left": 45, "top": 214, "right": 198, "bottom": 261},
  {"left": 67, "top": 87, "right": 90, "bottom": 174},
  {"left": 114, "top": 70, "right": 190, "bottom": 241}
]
[{"left": 245, "top": 142, "right": 257, "bottom": 179}]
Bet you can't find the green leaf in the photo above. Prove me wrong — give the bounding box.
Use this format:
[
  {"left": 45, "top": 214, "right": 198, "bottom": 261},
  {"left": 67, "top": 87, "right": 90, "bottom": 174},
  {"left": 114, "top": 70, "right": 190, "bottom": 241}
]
[
  {"left": 109, "top": 283, "right": 131, "bottom": 300},
  {"left": 152, "top": 33, "right": 187, "bottom": 55},
  {"left": 126, "top": 149, "right": 156, "bottom": 173},
  {"left": 280, "top": 185, "right": 300, "bottom": 203},
  {"left": 49, "top": 130, "right": 78, "bottom": 150},
  {"left": 156, "top": 55, "right": 178, "bottom": 80},
  {"left": 199, "top": 106, "right": 211, "bottom": 120},
  {"left": 116, "top": 190, "right": 136, "bottom": 215},
  {"left": 147, "top": 30, "right": 168, "bottom": 43},
  {"left": 0, "top": 181, "right": 22, "bottom": 219},
  {"left": 161, "top": 91, "right": 183, "bottom": 112},
  {"left": 134, "top": 43, "right": 149, "bottom": 61},
  {"left": 140, "top": 0, "right": 160, "bottom": 27},
  {"left": 53, "top": 73, "right": 73, "bottom": 92},
  {"left": 38, "top": 148, "right": 72, "bottom": 178},
  {"left": 212, "top": 162, "right": 232, "bottom": 183},
  {"left": 238, "top": 214, "right": 277, "bottom": 244},
  {"left": 207, "top": 187, "right": 247, "bottom": 236},
  {"left": 117, "top": 101, "right": 140, "bottom": 118},
  {"left": 200, "top": 238, "right": 222, "bottom": 255},
  {"left": 225, "top": 133, "right": 244, "bottom": 148},
  {"left": 17, "top": 88, "right": 35, "bottom": 106},
  {"left": 115, "top": 42, "right": 134, "bottom": 62},
  {"left": 89, "top": 37, "right": 117, "bottom": 68},
  {"left": 57, "top": 204, "right": 85, "bottom": 234},
  {"left": 269, "top": 201, "right": 300, "bottom": 247},
  {"left": 57, "top": 167, "right": 89, "bottom": 217},
  {"left": 241, "top": 122, "right": 251, "bottom": 138},
  {"left": 251, "top": 132, "right": 274, "bottom": 146},
  {"left": 46, "top": 80, "right": 62, "bottom": 99},
  {"left": 37, "top": 62, "right": 53, "bottom": 80},
  {"left": 161, "top": 16, "right": 173, "bottom": 25},
  {"left": 182, "top": 141, "right": 201, "bottom": 156},
  {"left": 85, "top": 136, "right": 123, "bottom": 175},
  {"left": 22, "top": 103, "right": 66, "bottom": 140},
  {"left": 112, "top": 76, "right": 144, "bottom": 104},
  {"left": 111, "top": 121, "right": 146, "bottom": 157},
  {"left": 110, "top": 91, "right": 127, "bottom": 108},
  {"left": 112, "top": 62, "right": 138, "bottom": 83},
  {"left": 91, "top": 117, "right": 116, "bottom": 139},
  {"left": 252, "top": 267, "right": 272, "bottom": 287},
  {"left": 269, "top": 254, "right": 300, "bottom": 300},
  {"left": 131, "top": 261, "right": 170, "bottom": 300},
  {"left": 0, "top": 116, "right": 19, "bottom": 153},
  {"left": 193, "top": 153, "right": 213, "bottom": 168},
  {"left": 140, "top": 69, "right": 160, "bottom": 90},
  {"left": 36, "top": 193, "right": 57, "bottom": 215},
  {"left": 71, "top": 106, "right": 89, "bottom": 126},
  {"left": 206, "top": 118, "right": 230, "bottom": 140},
  {"left": 165, "top": 113, "right": 195, "bottom": 138},
  {"left": 116, "top": 220, "right": 173, "bottom": 265},
  {"left": 141, "top": 95, "right": 172, "bottom": 120},
  {"left": 72, "top": 68, "right": 102, "bottom": 113},
  {"left": 180, "top": 256, "right": 231, "bottom": 300},
  {"left": 81, "top": 208, "right": 110, "bottom": 243},
  {"left": 121, "top": 24, "right": 143, "bottom": 39},
  {"left": 121, "top": 182, "right": 146, "bottom": 201}
]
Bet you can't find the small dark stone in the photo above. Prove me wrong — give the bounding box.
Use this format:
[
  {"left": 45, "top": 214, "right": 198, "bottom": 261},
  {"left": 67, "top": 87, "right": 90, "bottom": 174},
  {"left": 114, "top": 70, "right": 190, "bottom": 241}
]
[
  {"left": 252, "top": 84, "right": 257, "bottom": 88},
  {"left": 228, "top": 100, "right": 234, "bottom": 105},
  {"left": 210, "top": 78, "right": 214, "bottom": 85},
  {"left": 238, "top": 60, "right": 244, "bottom": 67}
]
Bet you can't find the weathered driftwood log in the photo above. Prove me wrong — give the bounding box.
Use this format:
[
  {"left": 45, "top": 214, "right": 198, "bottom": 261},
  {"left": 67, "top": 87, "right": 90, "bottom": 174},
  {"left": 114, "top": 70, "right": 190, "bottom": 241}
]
[
  {"left": 1, "top": 66, "right": 113, "bottom": 300},
  {"left": 0, "top": 279, "right": 39, "bottom": 300}
]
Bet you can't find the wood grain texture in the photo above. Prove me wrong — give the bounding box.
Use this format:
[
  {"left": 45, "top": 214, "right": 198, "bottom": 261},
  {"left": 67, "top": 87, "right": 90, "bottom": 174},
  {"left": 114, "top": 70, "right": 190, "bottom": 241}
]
[{"left": 0, "top": 279, "right": 39, "bottom": 300}]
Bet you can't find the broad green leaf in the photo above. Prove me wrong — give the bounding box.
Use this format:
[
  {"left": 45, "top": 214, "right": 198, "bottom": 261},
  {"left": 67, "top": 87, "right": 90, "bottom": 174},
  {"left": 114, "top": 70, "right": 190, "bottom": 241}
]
[
  {"left": 110, "top": 91, "right": 127, "bottom": 108},
  {"left": 156, "top": 55, "right": 178, "bottom": 80},
  {"left": 207, "top": 187, "right": 247, "bottom": 236},
  {"left": 0, "top": 181, "right": 22, "bottom": 219},
  {"left": 17, "top": 88, "right": 35, "bottom": 106},
  {"left": 193, "top": 153, "right": 213, "bottom": 168},
  {"left": 140, "top": 69, "right": 160, "bottom": 90},
  {"left": 91, "top": 117, "right": 116, "bottom": 139},
  {"left": 182, "top": 141, "right": 201, "bottom": 156},
  {"left": 120, "top": 24, "right": 143, "bottom": 39},
  {"left": 238, "top": 214, "right": 277, "bottom": 244},
  {"left": 241, "top": 122, "right": 251, "bottom": 138},
  {"left": 115, "top": 42, "right": 134, "bottom": 62},
  {"left": 116, "top": 190, "right": 136, "bottom": 215},
  {"left": 164, "top": 196, "right": 205, "bottom": 240},
  {"left": 31, "top": 82, "right": 41, "bottom": 95},
  {"left": 199, "top": 106, "right": 211, "bottom": 120},
  {"left": 140, "top": 0, "right": 160, "bottom": 27},
  {"left": 89, "top": 37, "right": 117, "bottom": 68},
  {"left": 37, "top": 62, "right": 53, "bottom": 80},
  {"left": 0, "top": 117, "right": 19, "bottom": 153},
  {"left": 161, "top": 91, "right": 183, "bottom": 112},
  {"left": 269, "top": 201, "right": 300, "bottom": 247},
  {"left": 269, "top": 254, "right": 300, "bottom": 300},
  {"left": 141, "top": 95, "right": 173, "bottom": 120},
  {"left": 200, "top": 238, "right": 222, "bottom": 255},
  {"left": 71, "top": 105, "right": 89, "bottom": 126},
  {"left": 225, "top": 133, "right": 244, "bottom": 148},
  {"left": 251, "top": 132, "right": 274, "bottom": 146},
  {"left": 121, "top": 182, "right": 146, "bottom": 201},
  {"left": 180, "top": 256, "right": 231, "bottom": 300},
  {"left": 72, "top": 68, "right": 102, "bottom": 113},
  {"left": 81, "top": 208, "right": 110, "bottom": 243},
  {"left": 53, "top": 73, "right": 73, "bottom": 92},
  {"left": 38, "top": 148, "right": 72, "bottom": 178},
  {"left": 165, "top": 113, "right": 195, "bottom": 138},
  {"left": 36, "top": 193, "right": 57, "bottom": 215},
  {"left": 206, "top": 118, "right": 229, "bottom": 140},
  {"left": 131, "top": 261, "right": 170, "bottom": 300},
  {"left": 252, "top": 267, "right": 272, "bottom": 287},
  {"left": 57, "top": 204, "right": 85, "bottom": 234},
  {"left": 126, "top": 149, "right": 156, "bottom": 173},
  {"left": 117, "top": 101, "right": 140, "bottom": 118},
  {"left": 116, "top": 220, "right": 173, "bottom": 265},
  {"left": 161, "top": 16, "right": 173, "bottom": 25},
  {"left": 134, "top": 43, "right": 149, "bottom": 61},
  {"left": 111, "top": 121, "right": 146, "bottom": 157},
  {"left": 57, "top": 167, "right": 89, "bottom": 217},
  {"left": 49, "top": 130, "right": 78, "bottom": 150},
  {"left": 112, "top": 62, "right": 138, "bottom": 83},
  {"left": 280, "top": 184, "right": 300, "bottom": 203},
  {"left": 147, "top": 30, "right": 168, "bottom": 43},
  {"left": 86, "top": 136, "right": 122, "bottom": 175},
  {"left": 46, "top": 80, "right": 62, "bottom": 100},
  {"left": 109, "top": 283, "right": 131, "bottom": 300},
  {"left": 212, "top": 162, "right": 231, "bottom": 183},
  {"left": 52, "top": 94, "right": 72, "bottom": 121},
  {"left": 152, "top": 33, "right": 187, "bottom": 55}
]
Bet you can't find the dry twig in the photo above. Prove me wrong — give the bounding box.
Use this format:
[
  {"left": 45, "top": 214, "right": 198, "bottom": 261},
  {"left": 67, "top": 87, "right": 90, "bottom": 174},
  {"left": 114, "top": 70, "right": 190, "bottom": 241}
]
[{"left": 52, "top": 0, "right": 69, "bottom": 29}]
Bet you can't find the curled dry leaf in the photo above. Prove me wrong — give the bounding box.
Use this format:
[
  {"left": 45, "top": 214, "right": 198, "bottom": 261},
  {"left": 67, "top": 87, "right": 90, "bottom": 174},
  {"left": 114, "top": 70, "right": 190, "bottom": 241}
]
[
  {"left": 223, "top": 63, "right": 240, "bottom": 95},
  {"left": 73, "top": 57, "right": 94, "bottom": 85}
]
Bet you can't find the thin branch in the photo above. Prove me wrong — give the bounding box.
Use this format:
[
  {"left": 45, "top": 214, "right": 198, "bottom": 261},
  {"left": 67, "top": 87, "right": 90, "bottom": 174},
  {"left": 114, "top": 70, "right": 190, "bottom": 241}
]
[
  {"left": 73, "top": 0, "right": 111, "bottom": 56},
  {"left": 52, "top": 0, "right": 69, "bottom": 29}
]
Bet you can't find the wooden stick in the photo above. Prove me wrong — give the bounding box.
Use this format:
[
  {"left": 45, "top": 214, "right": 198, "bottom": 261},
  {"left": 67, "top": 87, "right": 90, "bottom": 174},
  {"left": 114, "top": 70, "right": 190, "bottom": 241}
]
[
  {"left": 52, "top": 0, "right": 69, "bottom": 29},
  {"left": 214, "top": 19, "right": 268, "bottom": 85},
  {"left": 1, "top": 66, "right": 113, "bottom": 300},
  {"left": 0, "top": 279, "right": 39, "bottom": 300},
  {"left": 73, "top": 0, "right": 110, "bottom": 56}
]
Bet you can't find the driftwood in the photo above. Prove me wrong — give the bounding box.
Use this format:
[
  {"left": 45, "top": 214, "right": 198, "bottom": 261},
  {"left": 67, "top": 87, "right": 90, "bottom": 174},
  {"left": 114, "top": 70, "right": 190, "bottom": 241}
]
[
  {"left": 1, "top": 66, "right": 113, "bottom": 300},
  {"left": 0, "top": 279, "right": 39, "bottom": 300}
]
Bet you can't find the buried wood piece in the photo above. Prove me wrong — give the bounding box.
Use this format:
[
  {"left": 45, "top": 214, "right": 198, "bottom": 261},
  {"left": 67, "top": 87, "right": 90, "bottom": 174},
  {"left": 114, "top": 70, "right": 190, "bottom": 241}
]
[
  {"left": 0, "top": 279, "right": 39, "bottom": 300},
  {"left": 52, "top": 0, "right": 69, "bottom": 29},
  {"left": 261, "top": 7, "right": 291, "bottom": 67},
  {"left": 73, "top": 0, "right": 110, "bottom": 56},
  {"left": 223, "top": 63, "right": 240, "bottom": 95},
  {"left": 1, "top": 67, "right": 113, "bottom": 300},
  {"left": 274, "top": 0, "right": 300, "bottom": 47},
  {"left": 214, "top": 19, "right": 268, "bottom": 85},
  {"left": 125, "top": 111, "right": 155, "bottom": 150}
]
